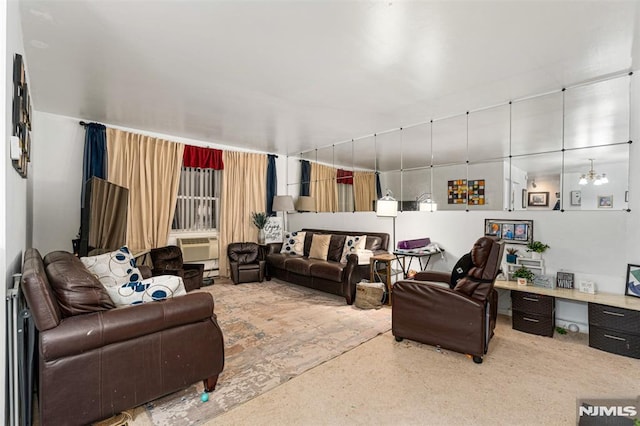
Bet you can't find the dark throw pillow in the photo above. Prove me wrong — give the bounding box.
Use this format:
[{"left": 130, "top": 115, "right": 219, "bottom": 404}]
[{"left": 450, "top": 252, "right": 473, "bottom": 289}]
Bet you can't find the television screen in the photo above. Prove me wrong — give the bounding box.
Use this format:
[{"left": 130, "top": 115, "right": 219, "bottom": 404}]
[{"left": 79, "top": 177, "right": 129, "bottom": 257}]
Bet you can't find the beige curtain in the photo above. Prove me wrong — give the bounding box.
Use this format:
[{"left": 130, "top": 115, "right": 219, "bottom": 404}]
[
  {"left": 106, "top": 128, "right": 184, "bottom": 253},
  {"left": 219, "top": 151, "right": 267, "bottom": 277},
  {"left": 311, "top": 163, "right": 338, "bottom": 212},
  {"left": 353, "top": 171, "right": 377, "bottom": 211}
]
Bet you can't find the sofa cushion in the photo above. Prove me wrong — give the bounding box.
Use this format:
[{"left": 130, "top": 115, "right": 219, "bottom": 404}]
[
  {"left": 303, "top": 232, "right": 315, "bottom": 257},
  {"left": 285, "top": 257, "right": 314, "bottom": 276},
  {"left": 46, "top": 256, "right": 116, "bottom": 317},
  {"left": 340, "top": 235, "right": 367, "bottom": 263},
  {"left": 309, "top": 234, "right": 331, "bottom": 260},
  {"left": 266, "top": 252, "right": 301, "bottom": 269},
  {"left": 310, "top": 261, "right": 345, "bottom": 282},
  {"left": 328, "top": 235, "right": 346, "bottom": 262},
  {"left": 105, "top": 275, "right": 187, "bottom": 307},
  {"left": 280, "top": 231, "right": 306, "bottom": 256},
  {"left": 228, "top": 242, "right": 259, "bottom": 264},
  {"left": 80, "top": 247, "right": 143, "bottom": 288}
]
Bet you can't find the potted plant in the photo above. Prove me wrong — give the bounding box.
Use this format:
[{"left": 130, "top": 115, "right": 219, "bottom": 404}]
[
  {"left": 251, "top": 212, "right": 268, "bottom": 244},
  {"left": 506, "top": 247, "right": 519, "bottom": 264},
  {"left": 512, "top": 266, "right": 535, "bottom": 285},
  {"left": 526, "top": 241, "right": 549, "bottom": 260}
]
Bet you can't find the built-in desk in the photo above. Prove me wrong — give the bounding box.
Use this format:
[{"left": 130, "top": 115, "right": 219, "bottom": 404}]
[
  {"left": 495, "top": 279, "right": 640, "bottom": 358},
  {"left": 494, "top": 280, "right": 640, "bottom": 312}
]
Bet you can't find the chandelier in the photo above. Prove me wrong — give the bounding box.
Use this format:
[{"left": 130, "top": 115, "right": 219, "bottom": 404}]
[{"left": 578, "top": 159, "right": 608, "bottom": 186}]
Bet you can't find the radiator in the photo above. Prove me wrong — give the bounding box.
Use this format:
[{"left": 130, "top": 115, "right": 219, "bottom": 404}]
[
  {"left": 6, "top": 273, "right": 36, "bottom": 426},
  {"left": 178, "top": 237, "right": 219, "bottom": 262}
]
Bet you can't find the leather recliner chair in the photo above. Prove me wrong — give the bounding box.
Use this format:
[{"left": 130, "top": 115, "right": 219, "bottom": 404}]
[
  {"left": 392, "top": 237, "right": 504, "bottom": 364},
  {"left": 228, "top": 242, "right": 265, "bottom": 284},
  {"left": 150, "top": 245, "right": 205, "bottom": 292}
]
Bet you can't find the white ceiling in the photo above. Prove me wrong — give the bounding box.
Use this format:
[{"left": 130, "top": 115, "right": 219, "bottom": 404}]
[{"left": 19, "top": 0, "right": 640, "bottom": 158}]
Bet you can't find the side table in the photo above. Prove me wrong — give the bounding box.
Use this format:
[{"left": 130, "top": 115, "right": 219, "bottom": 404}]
[{"left": 370, "top": 253, "right": 401, "bottom": 305}]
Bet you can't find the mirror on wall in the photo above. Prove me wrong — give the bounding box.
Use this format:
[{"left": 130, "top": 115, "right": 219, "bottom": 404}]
[{"left": 286, "top": 73, "right": 632, "bottom": 214}]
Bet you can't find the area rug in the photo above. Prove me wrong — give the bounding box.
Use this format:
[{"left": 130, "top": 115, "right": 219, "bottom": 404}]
[{"left": 145, "top": 279, "right": 391, "bottom": 425}]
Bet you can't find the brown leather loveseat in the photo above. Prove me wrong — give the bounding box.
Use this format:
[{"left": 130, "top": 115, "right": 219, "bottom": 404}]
[
  {"left": 21, "top": 248, "right": 225, "bottom": 426},
  {"left": 265, "top": 229, "right": 389, "bottom": 304}
]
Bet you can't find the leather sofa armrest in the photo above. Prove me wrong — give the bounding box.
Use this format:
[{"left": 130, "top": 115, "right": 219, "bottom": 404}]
[
  {"left": 41, "top": 292, "right": 216, "bottom": 361},
  {"left": 266, "top": 243, "right": 282, "bottom": 255},
  {"left": 413, "top": 271, "right": 451, "bottom": 284}
]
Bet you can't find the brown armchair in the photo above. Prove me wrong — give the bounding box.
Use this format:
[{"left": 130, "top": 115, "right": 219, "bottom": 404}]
[
  {"left": 150, "top": 245, "right": 205, "bottom": 292},
  {"left": 392, "top": 237, "right": 504, "bottom": 364},
  {"left": 228, "top": 242, "right": 266, "bottom": 284}
]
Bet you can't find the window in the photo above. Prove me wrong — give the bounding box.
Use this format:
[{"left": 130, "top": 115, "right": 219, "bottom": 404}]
[{"left": 172, "top": 167, "right": 221, "bottom": 231}]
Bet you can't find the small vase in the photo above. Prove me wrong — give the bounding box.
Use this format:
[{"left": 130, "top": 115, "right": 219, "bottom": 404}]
[
  {"left": 258, "top": 228, "right": 266, "bottom": 245},
  {"left": 506, "top": 254, "right": 517, "bottom": 264},
  {"left": 530, "top": 252, "right": 541, "bottom": 260}
]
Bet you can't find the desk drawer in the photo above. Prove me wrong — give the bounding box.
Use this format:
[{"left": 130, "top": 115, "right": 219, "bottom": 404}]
[
  {"left": 512, "top": 310, "right": 555, "bottom": 337},
  {"left": 589, "top": 325, "right": 640, "bottom": 359},
  {"left": 511, "top": 291, "right": 554, "bottom": 315},
  {"left": 588, "top": 303, "right": 640, "bottom": 335}
]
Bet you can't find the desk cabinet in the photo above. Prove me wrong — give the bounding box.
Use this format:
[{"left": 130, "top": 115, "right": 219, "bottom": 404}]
[
  {"left": 588, "top": 303, "right": 640, "bottom": 359},
  {"left": 511, "top": 290, "right": 555, "bottom": 337}
]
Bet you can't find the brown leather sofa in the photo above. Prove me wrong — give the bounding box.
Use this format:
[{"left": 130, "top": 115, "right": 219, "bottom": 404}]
[
  {"left": 150, "top": 245, "right": 205, "bottom": 292},
  {"left": 392, "top": 237, "right": 504, "bottom": 363},
  {"left": 228, "top": 242, "right": 266, "bottom": 284},
  {"left": 21, "top": 248, "right": 225, "bottom": 426},
  {"left": 265, "top": 229, "right": 389, "bottom": 304}
]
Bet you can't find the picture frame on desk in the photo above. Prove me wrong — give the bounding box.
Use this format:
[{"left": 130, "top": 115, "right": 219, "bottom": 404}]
[{"left": 624, "top": 263, "right": 640, "bottom": 298}]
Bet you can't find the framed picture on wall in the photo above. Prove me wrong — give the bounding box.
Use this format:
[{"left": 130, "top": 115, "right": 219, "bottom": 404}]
[
  {"left": 484, "top": 219, "right": 533, "bottom": 245},
  {"left": 528, "top": 192, "right": 549, "bottom": 207},
  {"left": 625, "top": 264, "right": 640, "bottom": 298},
  {"left": 597, "top": 195, "right": 613, "bottom": 208},
  {"left": 570, "top": 190, "right": 581, "bottom": 206}
]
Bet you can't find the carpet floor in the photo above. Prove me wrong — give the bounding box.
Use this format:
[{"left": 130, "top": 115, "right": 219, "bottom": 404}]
[
  {"left": 127, "top": 279, "right": 640, "bottom": 425},
  {"left": 142, "top": 278, "right": 391, "bottom": 425}
]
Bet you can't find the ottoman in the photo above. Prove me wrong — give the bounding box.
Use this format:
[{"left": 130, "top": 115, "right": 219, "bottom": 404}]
[{"left": 355, "top": 281, "right": 385, "bottom": 309}]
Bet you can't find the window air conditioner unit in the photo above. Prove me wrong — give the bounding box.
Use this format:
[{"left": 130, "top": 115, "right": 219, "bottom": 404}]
[{"left": 177, "top": 237, "right": 219, "bottom": 262}]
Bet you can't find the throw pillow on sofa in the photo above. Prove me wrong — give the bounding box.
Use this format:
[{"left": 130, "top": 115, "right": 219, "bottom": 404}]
[
  {"left": 340, "top": 235, "right": 367, "bottom": 263},
  {"left": 309, "top": 234, "right": 331, "bottom": 260},
  {"left": 280, "top": 231, "right": 306, "bottom": 255},
  {"left": 80, "top": 246, "right": 142, "bottom": 288},
  {"left": 105, "top": 275, "right": 187, "bottom": 307},
  {"left": 45, "top": 252, "right": 116, "bottom": 317}
]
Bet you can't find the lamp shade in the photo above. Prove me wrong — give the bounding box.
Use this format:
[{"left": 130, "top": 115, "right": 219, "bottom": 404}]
[
  {"left": 419, "top": 201, "right": 438, "bottom": 212},
  {"left": 376, "top": 199, "right": 398, "bottom": 217},
  {"left": 296, "top": 196, "right": 316, "bottom": 212},
  {"left": 272, "top": 195, "right": 295, "bottom": 212}
]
